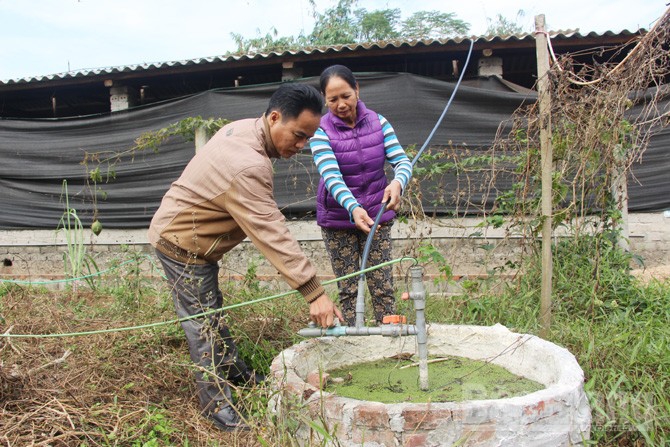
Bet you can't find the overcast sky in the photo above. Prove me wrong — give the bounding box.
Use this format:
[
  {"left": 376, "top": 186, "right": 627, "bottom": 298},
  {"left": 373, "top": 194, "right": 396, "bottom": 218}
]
[{"left": 0, "top": 0, "right": 665, "bottom": 81}]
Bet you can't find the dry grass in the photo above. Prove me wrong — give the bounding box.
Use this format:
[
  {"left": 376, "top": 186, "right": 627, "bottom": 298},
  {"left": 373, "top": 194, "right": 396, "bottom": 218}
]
[{"left": 0, "top": 284, "right": 308, "bottom": 446}]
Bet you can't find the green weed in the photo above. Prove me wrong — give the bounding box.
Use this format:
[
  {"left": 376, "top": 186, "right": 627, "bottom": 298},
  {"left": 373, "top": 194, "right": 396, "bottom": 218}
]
[
  {"left": 2, "top": 239, "right": 668, "bottom": 445},
  {"left": 441, "top": 234, "right": 670, "bottom": 446}
]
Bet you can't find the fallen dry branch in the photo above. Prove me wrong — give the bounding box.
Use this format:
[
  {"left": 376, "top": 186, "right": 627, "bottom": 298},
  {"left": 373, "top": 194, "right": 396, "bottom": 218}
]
[
  {"left": 398, "top": 356, "right": 451, "bottom": 370},
  {"left": 27, "top": 349, "right": 72, "bottom": 376}
]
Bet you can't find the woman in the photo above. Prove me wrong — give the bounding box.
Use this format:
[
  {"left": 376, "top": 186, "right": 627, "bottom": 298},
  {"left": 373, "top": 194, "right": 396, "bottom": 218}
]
[{"left": 310, "top": 64, "right": 412, "bottom": 326}]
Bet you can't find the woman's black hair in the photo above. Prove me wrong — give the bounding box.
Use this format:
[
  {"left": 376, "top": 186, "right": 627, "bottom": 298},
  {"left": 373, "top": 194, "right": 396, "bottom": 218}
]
[
  {"left": 265, "top": 83, "right": 324, "bottom": 119},
  {"left": 319, "top": 64, "right": 358, "bottom": 94}
]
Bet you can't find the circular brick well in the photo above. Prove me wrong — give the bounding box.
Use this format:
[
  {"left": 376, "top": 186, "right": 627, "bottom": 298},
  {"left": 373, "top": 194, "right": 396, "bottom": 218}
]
[{"left": 270, "top": 324, "right": 591, "bottom": 446}]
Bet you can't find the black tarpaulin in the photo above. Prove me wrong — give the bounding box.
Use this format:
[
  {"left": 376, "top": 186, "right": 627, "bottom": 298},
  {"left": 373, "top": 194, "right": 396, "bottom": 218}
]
[{"left": 0, "top": 73, "right": 667, "bottom": 229}]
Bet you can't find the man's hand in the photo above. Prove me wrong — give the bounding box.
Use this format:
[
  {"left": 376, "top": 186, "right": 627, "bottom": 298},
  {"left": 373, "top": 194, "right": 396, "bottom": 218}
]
[
  {"left": 309, "top": 294, "right": 344, "bottom": 328},
  {"left": 352, "top": 207, "right": 375, "bottom": 234},
  {"left": 382, "top": 180, "right": 403, "bottom": 211}
]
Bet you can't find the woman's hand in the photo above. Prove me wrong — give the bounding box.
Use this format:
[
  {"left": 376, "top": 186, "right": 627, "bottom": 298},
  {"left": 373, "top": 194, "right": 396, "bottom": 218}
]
[
  {"left": 382, "top": 180, "right": 403, "bottom": 211},
  {"left": 352, "top": 207, "right": 375, "bottom": 233}
]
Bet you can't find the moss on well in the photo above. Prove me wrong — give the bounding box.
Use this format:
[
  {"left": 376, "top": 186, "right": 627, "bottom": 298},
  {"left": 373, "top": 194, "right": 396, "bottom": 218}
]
[{"left": 325, "top": 356, "right": 543, "bottom": 403}]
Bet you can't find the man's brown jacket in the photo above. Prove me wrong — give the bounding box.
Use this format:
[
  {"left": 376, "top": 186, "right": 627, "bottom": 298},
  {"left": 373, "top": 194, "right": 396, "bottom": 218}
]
[{"left": 148, "top": 116, "right": 325, "bottom": 303}]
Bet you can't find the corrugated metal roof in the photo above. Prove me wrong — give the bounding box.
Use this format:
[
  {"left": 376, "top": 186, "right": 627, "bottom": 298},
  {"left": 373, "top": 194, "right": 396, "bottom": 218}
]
[{"left": 0, "top": 29, "right": 643, "bottom": 86}]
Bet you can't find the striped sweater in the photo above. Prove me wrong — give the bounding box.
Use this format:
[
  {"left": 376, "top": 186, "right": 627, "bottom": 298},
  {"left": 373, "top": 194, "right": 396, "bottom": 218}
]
[{"left": 310, "top": 100, "right": 412, "bottom": 229}]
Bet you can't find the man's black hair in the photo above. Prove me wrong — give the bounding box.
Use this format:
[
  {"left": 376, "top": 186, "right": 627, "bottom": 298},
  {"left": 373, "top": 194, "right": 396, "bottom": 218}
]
[
  {"left": 319, "top": 64, "right": 358, "bottom": 94},
  {"left": 265, "top": 83, "right": 323, "bottom": 119}
]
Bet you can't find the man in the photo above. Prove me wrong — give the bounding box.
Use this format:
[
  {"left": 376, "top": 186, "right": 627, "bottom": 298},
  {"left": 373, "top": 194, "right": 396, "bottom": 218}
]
[{"left": 148, "top": 83, "right": 343, "bottom": 431}]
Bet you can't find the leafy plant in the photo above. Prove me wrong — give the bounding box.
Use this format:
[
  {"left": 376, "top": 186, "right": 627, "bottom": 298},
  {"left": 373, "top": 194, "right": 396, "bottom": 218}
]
[
  {"left": 57, "top": 180, "right": 90, "bottom": 289},
  {"left": 437, "top": 232, "right": 669, "bottom": 445},
  {"left": 415, "top": 241, "right": 452, "bottom": 286},
  {"left": 129, "top": 407, "right": 179, "bottom": 447},
  {"left": 108, "top": 246, "right": 154, "bottom": 308}
]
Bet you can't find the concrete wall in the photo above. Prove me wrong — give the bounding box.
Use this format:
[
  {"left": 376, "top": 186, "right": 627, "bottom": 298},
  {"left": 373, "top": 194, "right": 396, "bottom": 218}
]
[{"left": 1, "top": 213, "right": 668, "bottom": 287}]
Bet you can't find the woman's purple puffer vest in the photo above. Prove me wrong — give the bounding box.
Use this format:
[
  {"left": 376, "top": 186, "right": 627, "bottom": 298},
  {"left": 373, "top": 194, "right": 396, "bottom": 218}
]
[{"left": 316, "top": 100, "right": 395, "bottom": 230}]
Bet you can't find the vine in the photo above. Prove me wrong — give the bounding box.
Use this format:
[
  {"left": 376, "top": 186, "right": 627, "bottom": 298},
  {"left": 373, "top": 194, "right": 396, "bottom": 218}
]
[
  {"left": 397, "top": 10, "right": 670, "bottom": 292},
  {"left": 80, "top": 116, "right": 229, "bottom": 232}
]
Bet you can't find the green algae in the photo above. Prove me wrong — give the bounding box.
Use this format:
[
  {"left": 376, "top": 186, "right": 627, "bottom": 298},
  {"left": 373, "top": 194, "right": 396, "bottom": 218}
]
[{"left": 324, "top": 356, "right": 544, "bottom": 404}]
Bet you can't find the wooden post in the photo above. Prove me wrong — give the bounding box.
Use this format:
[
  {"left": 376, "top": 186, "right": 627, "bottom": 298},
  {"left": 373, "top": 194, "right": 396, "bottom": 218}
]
[
  {"left": 612, "top": 159, "right": 630, "bottom": 252},
  {"left": 535, "top": 15, "right": 553, "bottom": 337},
  {"left": 194, "top": 126, "right": 209, "bottom": 153}
]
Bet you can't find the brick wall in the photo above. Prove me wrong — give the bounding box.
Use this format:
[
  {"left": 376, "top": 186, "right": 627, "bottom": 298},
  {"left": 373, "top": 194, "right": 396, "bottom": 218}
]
[{"left": 1, "top": 213, "right": 668, "bottom": 287}]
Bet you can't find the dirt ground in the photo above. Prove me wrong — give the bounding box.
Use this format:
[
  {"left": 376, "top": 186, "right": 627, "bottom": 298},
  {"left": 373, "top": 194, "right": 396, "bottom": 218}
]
[{"left": 630, "top": 264, "right": 670, "bottom": 282}]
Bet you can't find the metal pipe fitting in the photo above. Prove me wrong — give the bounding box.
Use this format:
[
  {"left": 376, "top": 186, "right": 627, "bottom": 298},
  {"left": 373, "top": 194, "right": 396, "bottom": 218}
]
[
  {"left": 297, "top": 322, "right": 418, "bottom": 338},
  {"left": 355, "top": 271, "right": 366, "bottom": 328},
  {"left": 409, "top": 266, "right": 429, "bottom": 390},
  {"left": 297, "top": 266, "right": 429, "bottom": 389}
]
